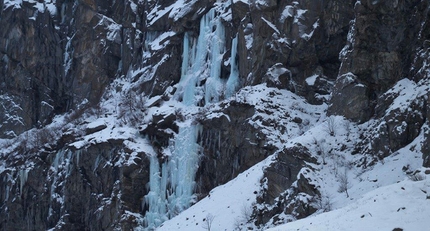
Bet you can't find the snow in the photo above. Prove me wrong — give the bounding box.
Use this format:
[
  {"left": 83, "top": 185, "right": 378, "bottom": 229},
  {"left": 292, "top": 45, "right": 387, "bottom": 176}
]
[
  {"left": 262, "top": 17, "right": 280, "bottom": 34},
  {"left": 295, "top": 9, "right": 308, "bottom": 23},
  {"left": 152, "top": 76, "right": 429, "bottom": 230},
  {"left": 267, "top": 177, "right": 430, "bottom": 231},
  {"left": 147, "top": 4, "right": 175, "bottom": 27},
  {"left": 3, "top": 0, "right": 23, "bottom": 9},
  {"left": 155, "top": 106, "right": 428, "bottom": 230},
  {"left": 280, "top": 5, "right": 294, "bottom": 22},
  {"left": 305, "top": 74, "right": 318, "bottom": 86},
  {"left": 3, "top": 0, "right": 57, "bottom": 15},
  {"left": 157, "top": 157, "right": 272, "bottom": 231},
  {"left": 150, "top": 31, "right": 176, "bottom": 51},
  {"left": 382, "top": 78, "right": 430, "bottom": 115},
  {"left": 169, "top": 0, "right": 197, "bottom": 22}
]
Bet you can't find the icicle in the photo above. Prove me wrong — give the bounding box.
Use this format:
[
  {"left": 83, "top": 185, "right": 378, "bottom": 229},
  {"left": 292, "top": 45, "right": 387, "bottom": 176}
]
[
  {"left": 52, "top": 149, "right": 65, "bottom": 172},
  {"left": 76, "top": 149, "right": 81, "bottom": 166},
  {"left": 204, "top": 16, "right": 226, "bottom": 105},
  {"left": 144, "top": 31, "right": 162, "bottom": 51},
  {"left": 18, "top": 169, "right": 28, "bottom": 194},
  {"left": 93, "top": 154, "right": 101, "bottom": 173},
  {"left": 65, "top": 150, "right": 73, "bottom": 176},
  {"left": 49, "top": 148, "right": 68, "bottom": 219},
  {"left": 179, "top": 9, "right": 221, "bottom": 106},
  {"left": 226, "top": 36, "right": 240, "bottom": 98},
  {"left": 167, "top": 125, "right": 200, "bottom": 215},
  {"left": 144, "top": 155, "right": 167, "bottom": 229},
  {"left": 63, "top": 33, "right": 75, "bottom": 76},
  {"left": 4, "top": 174, "right": 10, "bottom": 201}
]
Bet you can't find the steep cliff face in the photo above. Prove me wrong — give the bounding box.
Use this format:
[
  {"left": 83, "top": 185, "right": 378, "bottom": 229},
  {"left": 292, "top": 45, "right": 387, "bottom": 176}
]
[{"left": 0, "top": 0, "right": 429, "bottom": 230}]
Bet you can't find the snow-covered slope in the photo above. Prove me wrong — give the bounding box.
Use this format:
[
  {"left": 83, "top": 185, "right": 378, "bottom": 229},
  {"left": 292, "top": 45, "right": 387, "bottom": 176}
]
[
  {"left": 267, "top": 177, "right": 430, "bottom": 231},
  {"left": 157, "top": 157, "right": 271, "bottom": 231},
  {"left": 154, "top": 82, "right": 429, "bottom": 230},
  {"left": 156, "top": 126, "right": 429, "bottom": 231}
]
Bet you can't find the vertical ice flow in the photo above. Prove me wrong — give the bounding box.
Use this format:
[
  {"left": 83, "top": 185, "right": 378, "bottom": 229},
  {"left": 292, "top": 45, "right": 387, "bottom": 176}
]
[
  {"left": 144, "top": 155, "right": 167, "bottom": 228},
  {"left": 144, "top": 7, "right": 240, "bottom": 229},
  {"left": 205, "top": 13, "right": 226, "bottom": 104},
  {"left": 226, "top": 36, "right": 239, "bottom": 98}
]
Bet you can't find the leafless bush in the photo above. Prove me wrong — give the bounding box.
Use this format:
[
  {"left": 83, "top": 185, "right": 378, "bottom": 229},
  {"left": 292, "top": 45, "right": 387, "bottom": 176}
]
[
  {"left": 15, "top": 132, "right": 30, "bottom": 153},
  {"left": 408, "top": 172, "right": 426, "bottom": 182},
  {"left": 202, "top": 213, "right": 215, "bottom": 231},
  {"left": 34, "top": 127, "right": 57, "bottom": 147},
  {"left": 337, "top": 168, "right": 351, "bottom": 198},
  {"left": 118, "top": 90, "right": 147, "bottom": 126},
  {"left": 324, "top": 116, "right": 337, "bottom": 136},
  {"left": 314, "top": 138, "right": 327, "bottom": 165},
  {"left": 0, "top": 138, "right": 14, "bottom": 151},
  {"left": 312, "top": 194, "right": 333, "bottom": 212},
  {"left": 234, "top": 204, "right": 252, "bottom": 230},
  {"left": 343, "top": 119, "right": 351, "bottom": 138},
  {"left": 64, "top": 101, "right": 90, "bottom": 124}
]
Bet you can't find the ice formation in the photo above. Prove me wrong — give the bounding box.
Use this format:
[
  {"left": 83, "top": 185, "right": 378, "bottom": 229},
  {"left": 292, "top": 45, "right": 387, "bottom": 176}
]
[{"left": 143, "top": 7, "right": 240, "bottom": 229}]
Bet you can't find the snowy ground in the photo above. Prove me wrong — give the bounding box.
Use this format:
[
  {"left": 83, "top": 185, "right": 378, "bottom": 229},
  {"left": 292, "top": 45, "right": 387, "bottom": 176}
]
[
  {"left": 156, "top": 124, "right": 429, "bottom": 231},
  {"left": 267, "top": 177, "right": 430, "bottom": 231},
  {"left": 157, "top": 158, "right": 273, "bottom": 231},
  {"left": 154, "top": 83, "right": 429, "bottom": 231}
]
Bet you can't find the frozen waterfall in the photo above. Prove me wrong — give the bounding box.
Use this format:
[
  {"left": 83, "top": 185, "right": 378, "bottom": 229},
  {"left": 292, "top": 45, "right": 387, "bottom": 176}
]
[{"left": 143, "top": 7, "right": 240, "bottom": 230}]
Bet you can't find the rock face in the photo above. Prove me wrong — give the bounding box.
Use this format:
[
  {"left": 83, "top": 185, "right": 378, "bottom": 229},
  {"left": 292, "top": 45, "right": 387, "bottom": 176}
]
[
  {"left": 253, "top": 145, "right": 318, "bottom": 226},
  {"left": 0, "top": 143, "right": 150, "bottom": 230},
  {"left": 234, "top": 0, "right": 354, "bottom": 103},
  {"left": 196, "top": 101, "right": 269, "bottom": 194},
  {"left": 329, "top": 0, "right": 430, "bottom": 122},
  {"left": 1, "top": 0, "right": 430, "bottom": 230}
]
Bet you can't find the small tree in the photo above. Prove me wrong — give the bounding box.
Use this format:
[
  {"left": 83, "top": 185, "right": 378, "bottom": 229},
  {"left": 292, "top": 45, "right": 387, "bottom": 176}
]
[
  {"left": 314, "top": 138, "right": 327, "bottom": 165},
  {"left": 338, "top": 168, "right": 351, "bottom": 198},
  {"left": 202, "top": 213, "right": 215, "bottom": 231},
  {"left": 312, "top": 194, "right": 333, "bottom": 212},
  {"left": 325, "top": 116, "right": 337, "bottom": 136},
  {"left": 343, "top": 119, "right": 351, "bottom": 139}
]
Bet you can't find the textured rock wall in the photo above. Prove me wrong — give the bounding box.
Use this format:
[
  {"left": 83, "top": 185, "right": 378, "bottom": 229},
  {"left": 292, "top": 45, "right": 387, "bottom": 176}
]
[
  {"left": 1, "top": 0, "right": 430, "bottom": 230},
  {"left": 196, "top": 101, "right": 271, "bottom": 195},
  {"left": 330, "top": 0, "right": 429, "bottom": 122},
  {"left": 0, "top": 143, "right": 150, "bottom": 230},
  {"left": 0, "top": 0, "right": 140, "bottom": 138},
  {"left": 234, "top": 0, "right": 354, "bottom": 103}
]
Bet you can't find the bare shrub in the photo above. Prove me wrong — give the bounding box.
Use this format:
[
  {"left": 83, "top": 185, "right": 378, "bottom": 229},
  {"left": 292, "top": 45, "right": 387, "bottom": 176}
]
[
  {"left": 234, "top": 204, "right": 252, "bottom": 230},
  {"left": 337, "top": 168, "right": 351, "bottom": 198},
  {"left": 64, "top": 100, "right": 90, "bottom": 124},
  {"left": 324, "top": 116, "right": 337, "bottom": 136},
  {"left": 118, "top": 90, "right": 147, "bottom": 126},
  {"left": 202, "top": 213, "right": 215, "bottom": 231},
  {"left": 312, "top": 194, "right": 333, "bottom": 212},
  {"left": 408, "top": 172, "right": 426, "bottom": 181},
  {"left": 343, "top": 119, "right": 351, "bottom": 138},
  {"left": 34, "top": 127, "right": 57, "bottom": 147},
  {"left": 314, "top": 138, "right": 327, "bottom": 165}
]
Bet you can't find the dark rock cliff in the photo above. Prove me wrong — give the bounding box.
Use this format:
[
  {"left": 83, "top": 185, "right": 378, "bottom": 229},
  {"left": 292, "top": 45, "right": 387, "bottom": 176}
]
[{"left": 0, "top": 0, "right": 429, "bottom": 230}]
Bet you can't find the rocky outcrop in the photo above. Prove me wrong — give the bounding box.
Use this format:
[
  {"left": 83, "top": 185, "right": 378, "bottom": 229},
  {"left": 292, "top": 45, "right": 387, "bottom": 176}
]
[
  {"left": 0, "top": 143, "right": 150, "bottom": 230},
  {"left": 195, "top": 100, "right": 274, "bottom": 195},
  {"left": 253, "top": 144, "right": 318, "bottom": 227},
  {"left": 0, "top": 0, "right": 142, "bottom": 138},
  {"left": 0, "top": 2, "right": 63, "bottom": 137},
  {"left": 235, "top": 0, "right": 354, "bottom": 103},
  {"left": 329, "top": 72, "right": 371, "bottom": 122},
  {"left": 330, "top": 0, "right": 429, "bottom": 122}
]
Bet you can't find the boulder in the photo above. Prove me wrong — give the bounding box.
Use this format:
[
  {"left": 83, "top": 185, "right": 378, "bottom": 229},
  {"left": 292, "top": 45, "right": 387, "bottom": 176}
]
[{"left": 328, "top": 73, "right": 371, "bottom": 122}]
